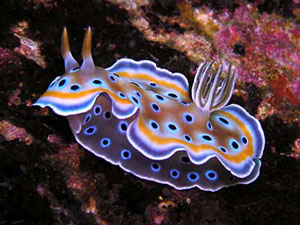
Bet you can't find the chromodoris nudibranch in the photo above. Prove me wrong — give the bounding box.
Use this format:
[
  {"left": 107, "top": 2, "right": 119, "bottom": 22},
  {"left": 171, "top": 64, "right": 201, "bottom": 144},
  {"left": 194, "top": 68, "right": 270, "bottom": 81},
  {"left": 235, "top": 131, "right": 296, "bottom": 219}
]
[{"left": 34, "top": 27, "right": 265, "bottom": 191}]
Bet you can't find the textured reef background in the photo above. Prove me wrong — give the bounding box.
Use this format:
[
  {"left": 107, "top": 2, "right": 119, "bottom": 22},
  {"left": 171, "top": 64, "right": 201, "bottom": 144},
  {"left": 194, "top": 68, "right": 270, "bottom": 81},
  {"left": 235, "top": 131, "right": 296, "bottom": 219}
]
[{"left": 1, "top": 0, "right": 300, "bottom": 224}]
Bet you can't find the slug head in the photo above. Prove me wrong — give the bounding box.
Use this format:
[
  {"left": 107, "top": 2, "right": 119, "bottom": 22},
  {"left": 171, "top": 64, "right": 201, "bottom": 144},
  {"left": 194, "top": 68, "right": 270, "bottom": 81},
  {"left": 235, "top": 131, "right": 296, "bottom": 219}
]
[{"left": 34, "top": 27, "right": 107, "bottom": 116}]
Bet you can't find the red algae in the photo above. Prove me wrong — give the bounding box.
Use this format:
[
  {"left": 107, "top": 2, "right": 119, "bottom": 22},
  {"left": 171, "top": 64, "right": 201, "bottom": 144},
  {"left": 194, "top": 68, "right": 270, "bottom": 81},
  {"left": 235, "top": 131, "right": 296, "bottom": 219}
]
[
  {"left": 31, "top": 0, "right": 59, "bottom": 9},
  {"left": 145, "top": 195, "right": 178, "bottom": 225},
  {"left": 83, "top": 196, "right": 98, "bottom": 214},
  {"left": 213, "top": 4, "right": 300, "bottom": 115},
  {"left": 66, "top": 172, "right": 95, "bottom": 192},
  {"left": 256, "top": 97, "right": 276, "bottom": 121},
  {"left": 270, "top": 74, "right": 300, "bottom": 108},
  {"left": 292, "top": 138, "right": 300, "bottom": 159},
  {"left": 42, "top": 143, "right": 97, "bottom": 198},
  {"left": 43, "top": 143, "right": 84, "bottom": 169},
  {"left": 11, "top": 21, "right": 47, "bottom": 69},
  {"left": 281, "top": 138, "right": 300, "bottom": 159},
  {"left": 8, "top": 89, "right": 22, "bottom": 107},
  {"left": 0, "top": 120, "right": 33, "bottom": 145},
  {"left": 47, "top": 134, "right": 63, "bottom": 145},
  {"left": 0, "top": 47, "right": 22, "bottom": 72}
]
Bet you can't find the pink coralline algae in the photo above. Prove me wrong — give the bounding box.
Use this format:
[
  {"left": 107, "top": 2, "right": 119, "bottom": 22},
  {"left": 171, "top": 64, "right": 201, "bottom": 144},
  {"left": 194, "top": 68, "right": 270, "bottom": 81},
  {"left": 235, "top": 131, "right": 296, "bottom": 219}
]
[
  {"left": 213, "top": 4, "right": 300, "bottom": 111},
  {"left": 146, "top": 200, "right": 176, "bottom": 225},
  {"left": 281, "top": 138, "right": 300, "bottom": 159},
  {"left": 8, "top": 89, "right": 22, "bottom": 107},
  {"left": 43, "top": 143, "right": 84, "bottom": 170},
  {"left": 42, "top": 143, "right": 97, "bottom": 196},
  {"left": 11, "top": 21, "right": 47, "bottom": 69},
  {"left": 0, "top": 47, "right": 22, "bottom": 72},
  {"left": 47, "top": 134, "right": 63, "bottom": 145},
  {"left": 292, "top": 138, "right": 300, "bottom": 159},
  {"left": 0, "top": 120, "right": 33, "bottom": 145},
  {"left": 30, "top": 0, "right": 59, "bottom": 9}
]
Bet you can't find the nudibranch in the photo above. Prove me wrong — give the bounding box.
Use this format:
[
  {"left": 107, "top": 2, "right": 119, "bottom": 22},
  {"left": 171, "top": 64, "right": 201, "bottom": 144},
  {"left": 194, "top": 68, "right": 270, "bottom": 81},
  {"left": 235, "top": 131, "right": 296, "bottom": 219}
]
[{"left": 34, "top": 27, "right": 265, "bottom": 191}]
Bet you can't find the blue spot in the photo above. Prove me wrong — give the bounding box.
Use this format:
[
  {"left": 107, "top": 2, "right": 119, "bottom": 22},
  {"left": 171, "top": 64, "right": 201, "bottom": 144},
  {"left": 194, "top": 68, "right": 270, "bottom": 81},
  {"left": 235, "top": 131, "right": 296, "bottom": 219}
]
[
  {"left": 179, "top": 100, "right": 189, "bottom": 106},
  {"left": 218, "top": 146, "right": 228, "bottom": 153},
  {"left": 83, "top": 113, "right": 92, "bottom": 124},
  {"left": 109, "top": 75, "right": 116, "bottom": 82},
  {"left": 151, "top": 163, "right": 161, "bottom": 173},
  {"left": 114, "top": 73, "right": 120, "bottom": 79},
  {"left": 200, "top": 134, "right": 214, "bottom": 143},
  {"left": 70, "top": 67, "right": 80, "bottom": 73},
  {"left": 149, "top": 120, "right": 160, "bottom": 131},
  {"left": 166, "top": 123, "right": 178, "bottom": 132},
  {"left": 84, "top": 126, "right": 97, "bottom": 135},
  {"left": 100, "top": 138, "right": 111, "bottom": 148},
  {"left": 155, "top": 94, "right": 165, "bottom": 102},
  {"left": 241, "top": 136, "right": 248, "bottom": 145},
  {"left": 70, "top": 84, "right": 81, "bottom": 92},
  {"left": 118, "top": 121, "right": 128, "bottom": 134},
  {"left": 91, "top": 79, "right": 103, "bottom": 87},
  {"left": 205, "top": 170, "right": 218, "bottom": 181},
  {"left": 130, "top": 96, "right": 139, "bottom": 105},
  {"left": 131, "top": 82, "right": 140, "bottom": 87},
  {"left": 117, "top": 92, "right": 126, "bottom": 99},
  {"left": 187, "top": 172, "right": 199, "bottom": 182},
  {"left": 207, "top": 121, "right": 213, "bottom": 131},
  {"left": 183, "top": 134, "right": 192, "bottom": 143},
  {"left": 149, "top": 82, "right": 157, "bottom": 87},
  {"left": 170, "top": 169, "right": 180, "bottom": 179},
  {"left": 168, "top": 92, "right": 178, "bottom": 99},
  {"left": 93, "top": 105, "right": 102, "bottom": 116},
  {"left": 57, "top": 77, "right": 69, "bottom": 89},
  {"left": 135, "top": 91, "right": 142, "bottom": 98},
  {"left": 121, "top": 149, "right": 131, "bottom": 160},
  {"left": 150, "top": 103, "right": 160, "bottom": 112},
  {"left": 182, "top": 113, "right": 194, "bottom": 124},
  {"left": 230, "top": 139, "right": 240, "bottom": 151},
  {"left": 58, "top": 79, "right": 66, "bottom": 87},
  {"left": 103, "top": 111, "right": 111, "bottom": 120},
  {"left": 216, "top": 116, "right": 230, "bottom": 127}
]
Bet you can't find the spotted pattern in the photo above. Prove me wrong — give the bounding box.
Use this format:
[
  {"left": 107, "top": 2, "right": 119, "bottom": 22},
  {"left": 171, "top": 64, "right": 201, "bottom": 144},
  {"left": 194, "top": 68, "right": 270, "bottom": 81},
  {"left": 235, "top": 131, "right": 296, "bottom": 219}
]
[
  {"left": 70, "top": 84, "right": 81, "bottom": 91},
  {"left": 100, "top": 137, "right": 111, "bottom": 148},
  {"left": 151, "top": 163, "right": 161, "bottom": 173},
  {"left": 84, "top": 126, "right": 97, "bottom": 135},
  {"left": 121, "top": 149, "right": 131, "bottom": 160},
  {"left": 170, "top": 169, "right": 180, "bottom": 179},
  {"left": 83, "top": 113, "right": 92, "bottom": 124},
  {"left": 35, "top": 49, "right": 264, "bottom": 192},
  {"left": 205, "top": 170, "right": 218, "bottom": 181},
  {"left": 118, "top": 121, "right": 128, "bottom": 134},
  {"left": 103, "top": 111, "right": 111, "bottom": 120},
  {"left": 187, "top": 172, "right": 200, "bottom": 182},
  {"left": 93, "top": 105, "right": 102, "bottom": 116}
]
